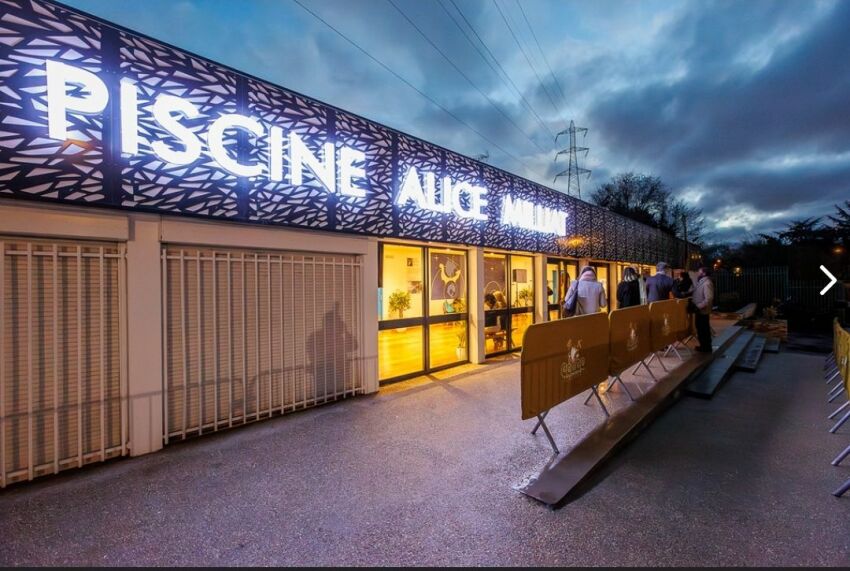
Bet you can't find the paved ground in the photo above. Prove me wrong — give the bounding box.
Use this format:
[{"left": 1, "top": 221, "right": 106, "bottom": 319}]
[{"left": 1, "top": 347, "right": 848, "bottom": 566}]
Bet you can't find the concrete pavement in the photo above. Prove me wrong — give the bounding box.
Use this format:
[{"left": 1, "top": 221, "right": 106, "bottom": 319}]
[{"left": 1, "top": 349, "right": 848, "bottom": 566}]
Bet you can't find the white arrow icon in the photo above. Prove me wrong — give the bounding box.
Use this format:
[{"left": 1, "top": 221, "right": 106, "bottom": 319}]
[{"left": 820, "top": 265, "right": 837, "bottom": 295}]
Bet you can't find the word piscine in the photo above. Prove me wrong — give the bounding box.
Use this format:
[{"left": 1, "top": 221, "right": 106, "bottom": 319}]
[{"left": 45, "top": 60, "right": 568, "bottom": 235}]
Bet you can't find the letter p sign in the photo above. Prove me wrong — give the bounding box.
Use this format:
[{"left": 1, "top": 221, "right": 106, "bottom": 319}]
[{"left": 46, "top": 60, "right": 108, "bottom": 141}]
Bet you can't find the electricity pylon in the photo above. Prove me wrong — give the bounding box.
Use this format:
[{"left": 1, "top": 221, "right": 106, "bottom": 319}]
[{"left": 553, "top": 121, "right": 591, "bottom": 199}]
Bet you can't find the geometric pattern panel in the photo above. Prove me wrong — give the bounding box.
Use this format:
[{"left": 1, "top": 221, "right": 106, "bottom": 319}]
[
  {"left": 119, "top": 32, "right": 240, "bottom": 217},
  {"left": 333, "top": 111, "right": 394, "bottom": 236},
  {"left": 0, "top": 0, "right": 106, "bottom": 204},
  {"left": 0, "top": 0, "right": 690, "bottom": 263},
  {"left": 247, "top": 78, "right": 329, "bottom": 227}
]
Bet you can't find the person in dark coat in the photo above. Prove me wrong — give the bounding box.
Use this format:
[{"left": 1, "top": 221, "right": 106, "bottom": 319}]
[
  {"left": 616, "top": 266, "right": 641, "bottom": 308},
  {"left": 673, "top": 270, "right": 694, "bottom": 299},
  {"left": 645, "top": 261, "right": 674, "bottom": 302}
]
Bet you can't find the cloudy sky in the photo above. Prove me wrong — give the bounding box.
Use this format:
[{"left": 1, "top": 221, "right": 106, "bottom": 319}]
[{"left": 64, "top": 0, "right": 850, "bottom": 242}]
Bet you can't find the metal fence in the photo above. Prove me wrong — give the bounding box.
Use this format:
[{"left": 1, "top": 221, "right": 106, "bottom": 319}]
[{"left": 715, "top": 266, "right": 842, "bottom": 316}]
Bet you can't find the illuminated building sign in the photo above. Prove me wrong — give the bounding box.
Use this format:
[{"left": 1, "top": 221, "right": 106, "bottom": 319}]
[
  {"left": 0, "top": 0, "right": 687, "bottom": 263},
  {"left": 45, "top": 60, "right": 566, "bottom": 234}
]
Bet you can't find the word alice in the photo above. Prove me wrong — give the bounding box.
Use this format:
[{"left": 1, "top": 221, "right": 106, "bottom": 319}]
[{"left": 45, "top": 60, "right": 568, "bottom": 235}]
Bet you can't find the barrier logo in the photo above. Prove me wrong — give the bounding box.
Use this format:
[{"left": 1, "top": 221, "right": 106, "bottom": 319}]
[
  {"left": 661, "top": 313, "right": 672, "bottom": 336},
  {"left": 626, "top": 322, "right": 639, "bottom": 352},
  {"left": 560, "top": 338, "right": 586, "bottom": 382}
]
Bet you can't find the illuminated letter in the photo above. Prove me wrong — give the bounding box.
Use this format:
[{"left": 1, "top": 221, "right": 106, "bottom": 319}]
[
  {"left": 451, "top": 181, "right": 474, "bottom": 218},
  {"left": 471, "top": 186, "right": 488, "bottom": 221},
  {"left": 151, "top": 95, "right": 201, "bottom": 165},
  {"left": 501, "top": 195, "right": 521, "bottom": 227},
  {"left": 119, "top": 78, "right": 140, "bottom": 155},
  {"left": 268, "top": 125, "right": 284, "bottom": 182},
  {"left": 46, "top": 60, "right": 108, "bottom": 141},
  {"left": 289, "top": 132, "right": 335, "bottom": 192},
  {"left": 208, "top": 114, "right": 264, "bottom": 177},
  {"left": 396, "top": 166, "right": 428, "bottom": 209},
  {"left": 339, "top": 146, "right": 367, "bottom": 197}
]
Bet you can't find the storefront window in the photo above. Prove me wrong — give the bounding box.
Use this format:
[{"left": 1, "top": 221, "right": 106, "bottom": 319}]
[
  {"left": 378, "top": 325, "right": 424, "bottom": 380},
  {"left": 378, "top": 243, "right": 468, "bottom": 382},
  {"left": 428, "top": 248, "right": 467, "bottom": 317},
  {"left": 483, "top": 253, "right": 509, "bottom": 355},
  {"left": 510, "top": 255, "right": 534, "bottom": 308},
  {"left": 427, "top": 248, "right": 468, "bottom": 369},
  {"left": 591, "top": 262, "right": 610, "bottom": 313},
  {"left": 429, "top": 321, "right": 467, "bottom": 369},
  {"left": 379, "top": 244, "right": 424, "bottom": 320},
  {"left": 547, "top": 259, "right": 577, "bottom": 320}
]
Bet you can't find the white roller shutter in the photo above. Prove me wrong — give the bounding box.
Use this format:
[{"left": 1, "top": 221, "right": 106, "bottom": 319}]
[
  {"left": 161, "top": 245, "right": 363, "bottom": 442},
  {"left": 0, "top": 238, "right": 127, "bottom": 487}
]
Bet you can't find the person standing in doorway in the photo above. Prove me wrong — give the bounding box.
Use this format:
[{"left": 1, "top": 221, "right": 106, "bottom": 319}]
[
  {"left": 646, "top": 261, "right": 674, "bottom": 302},
  {"left": 564, "top": 266, "right": 607, "bottom": 315},
  {"left": 692, "top": 266, "right": 715, "bottom": 353},
  {"left": 616, "top": 266, "right": 642, "bottom": 308}
]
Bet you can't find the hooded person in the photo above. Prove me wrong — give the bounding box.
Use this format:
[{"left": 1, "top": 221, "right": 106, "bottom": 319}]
[{"left": 564, "top": 266, "right": 607, "bottom": 316}]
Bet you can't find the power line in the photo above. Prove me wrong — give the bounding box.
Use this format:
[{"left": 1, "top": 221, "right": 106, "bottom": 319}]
[
  {"left": 436, "top": 0, "right": 556, "bottom": 141},
  {"left": 386, "top": 0, "right": 546, "bottom": 154},
  {"left": 290, "top": 0, "right": 535, "bottom": 173},
  {"left": 491, "top": 0, "right": 562, "bottom": 119},
  {"left": 515, "top": 0, "right": 569, "bottom": 109}
]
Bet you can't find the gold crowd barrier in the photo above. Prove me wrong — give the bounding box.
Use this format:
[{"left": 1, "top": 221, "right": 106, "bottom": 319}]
[
  {"left": 521, "top": 301, "right": 693, "bottom": 453},
  {"left": 829, "top": 320, "right": 850, "bottom": 496}
]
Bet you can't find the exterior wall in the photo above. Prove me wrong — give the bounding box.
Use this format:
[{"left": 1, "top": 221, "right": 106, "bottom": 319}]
[{"left": 0, "top": 199, "right": 379, "bottom": 458}]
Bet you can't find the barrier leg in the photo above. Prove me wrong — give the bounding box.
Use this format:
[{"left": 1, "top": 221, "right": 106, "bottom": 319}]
[
  {"left": 612, "top": 374, "right": 635, "bottom": 401},
  {"left": 639, "top": 359, "right": 659, "bottom": 382},
  {"left": 828, "top": 383, "right": 844, "bottom": 398},
  {"left": 654, "top": 352, "right": 669, "bottom": 372},
  {"left": 829, "top": 400, "right": 850, "bottom": 420},
  {"left": 824, "top": 354, "right": 836, "bottom": 369},
  {"left": 829, "top": 409, "right": 850, "bottom": 433},
  {"left": 646, "top": 353, "right": 657, "bottom": 367},
  {"left": 682, "top": 335, "right": 696, "bottom": 347},
  {"left": 832, "top": 443, "right": 850, "bottom": 466},
  {"left": 832, "top": 477, "right": 850, "bottom": 498},
  {"left": 531, "top": 410, "right": 549, "bottom": 435},
  {"left": 583, "top": 389, "right": 594, "bottom": 405},
  {"left": 827, "top": 386, "right": 844, "bottom": 404},
  {"left": 825, "top": 368, "right": 839, "bottom": 382},
  {"left": 534, "top": 412, "right": 559, "bottom": 454},
  {"left": 672, "top": 344, "right": 685, "bottom": 360},
  {"left": 631, "top": 361, "right": 643, "bottom": 375},
  {"left": 591, "top": 385, "right": 610, "bottom": 417}
]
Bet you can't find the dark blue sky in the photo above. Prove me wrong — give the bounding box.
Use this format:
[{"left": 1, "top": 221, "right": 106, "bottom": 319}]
[{"left": 64, "top": 0, "right": 850, "bottom": 243}]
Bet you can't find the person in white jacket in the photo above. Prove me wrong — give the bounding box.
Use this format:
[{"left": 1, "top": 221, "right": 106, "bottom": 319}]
[
  {"left": 564, "top": 266, "right": 607, "bottom": 315},
  {"left": 692, "top": 266, "right": 715, "bottom": 352}
]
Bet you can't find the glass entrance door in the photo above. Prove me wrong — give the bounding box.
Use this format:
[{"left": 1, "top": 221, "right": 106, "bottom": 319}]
[
  {"left": 483, "top": 252, "right": 535, "bottom": 355},
  {"left": 590, "top": 262, "right": 611, "bottom": 313},
  {"left": 378, "top": 243, "right": 468, "bottom": 383},
  {"left": 546, "top": 258, "right": 578, "bottom": 320}
]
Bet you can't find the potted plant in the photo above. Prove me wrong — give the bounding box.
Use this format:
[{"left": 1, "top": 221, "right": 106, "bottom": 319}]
[
  {"left": 451, "top": 298, "right": 467, "bottom": 360},
  {"left": 516, "top": 287, "right": 533, "bottom": 307},
  {"left": 388, "top": 289, "right": 411, "bottom": 320}
]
